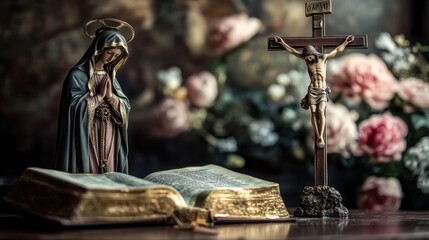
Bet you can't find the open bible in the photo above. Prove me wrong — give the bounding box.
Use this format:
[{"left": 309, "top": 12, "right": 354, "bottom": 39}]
[{"left": 3, "top": 165, "right": 291, "bottom": 226}]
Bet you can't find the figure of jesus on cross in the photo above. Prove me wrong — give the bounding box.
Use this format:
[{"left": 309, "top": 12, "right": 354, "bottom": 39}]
[
  {"left": 268, "top": 0, "right": 367, "bottom": 187},
  {"left": 268, "top": 0, "right": 368, "bottom": 218},
  {"left": 274, "top": 35, "right": 354, "bottom": 149}
]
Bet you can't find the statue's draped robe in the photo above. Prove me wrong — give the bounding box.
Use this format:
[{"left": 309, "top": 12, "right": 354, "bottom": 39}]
[
  {"left": 88, "top": 72, "right": 127, "bottom": 173},
  {"left": 55, "top": 30, "right": 130, "bottom": 173}
]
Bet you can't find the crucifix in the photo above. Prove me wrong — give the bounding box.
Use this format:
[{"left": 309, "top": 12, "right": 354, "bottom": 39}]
[
  {"left": 268, "top": 0, "right": 368, "bottom": 186},
  {"left": 267, "top": 0, "right": 368, "bottom": 217}
]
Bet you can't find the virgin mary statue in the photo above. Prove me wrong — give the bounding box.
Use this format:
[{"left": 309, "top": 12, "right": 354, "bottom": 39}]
[{"left": 55, "top": 19, "right": 134, "bottom": 174}]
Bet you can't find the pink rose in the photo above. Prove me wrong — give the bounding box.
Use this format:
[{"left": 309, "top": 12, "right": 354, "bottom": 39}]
[
  {"left": 398, "top": 77, "right": 429, "bottom": 111},
  {"left": 152, "top": 99, "right": 191, "bottom": 137},
  {"left": 359, "top": 176, "right": 402, "bottom": 211},
  {"left": 206, "top": 13, "right": 261, "bottom": 55},
  {"left": 185, "top": 71, "right": 218, "bottom": 108},
  {"left": 358, "top": 113, "right": 408, "bottom": 163},
  {"left": 329, "top": 54, "right": 398, "bottom": 110},
  {"left": 326, "top": 103, "right": 359, "bottom": 157}
]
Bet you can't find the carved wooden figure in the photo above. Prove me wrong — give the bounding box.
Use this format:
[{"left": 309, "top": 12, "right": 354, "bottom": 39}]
[
  {"left": 55, "top": 18, "right": 134, "bottom": 174},
  {"left": 267, "top": 0, "right": 368, "bottom": 218},
  {"left": 267, "top": 0, "right": 368, "bottom": 187}
]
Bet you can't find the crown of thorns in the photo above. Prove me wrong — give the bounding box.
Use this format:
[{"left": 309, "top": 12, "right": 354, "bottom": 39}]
[{"left": 84, "top": 18, "right": 135, "bottom": 43}]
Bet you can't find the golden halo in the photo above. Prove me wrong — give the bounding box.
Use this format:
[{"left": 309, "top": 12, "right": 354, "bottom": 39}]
[{"left": 84, "top": 18, "right": 135, "bottom": 43}]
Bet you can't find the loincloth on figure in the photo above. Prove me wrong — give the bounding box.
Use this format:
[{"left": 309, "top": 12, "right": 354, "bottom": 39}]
[{"left": 300, "top": 86, "right": 331, "bottom": 110}]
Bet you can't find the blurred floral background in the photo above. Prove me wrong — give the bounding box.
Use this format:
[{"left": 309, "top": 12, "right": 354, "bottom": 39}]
[{"left": 1, "top": 0, "right": 428, "bottom": 210}]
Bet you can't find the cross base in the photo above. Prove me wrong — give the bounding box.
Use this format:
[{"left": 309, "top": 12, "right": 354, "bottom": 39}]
[{"left": 293, "top": 185, "right": 348, "bottom": 218}]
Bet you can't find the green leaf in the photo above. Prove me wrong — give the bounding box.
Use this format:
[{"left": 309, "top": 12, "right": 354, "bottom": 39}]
[{"left": 411, "top": 111, "right": 429, "bottom": 130}]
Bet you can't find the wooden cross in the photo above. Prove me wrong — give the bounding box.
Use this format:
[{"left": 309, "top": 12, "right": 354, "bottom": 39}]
[{"left": 267, "top": 0, "right": 368, "bottom": 186}]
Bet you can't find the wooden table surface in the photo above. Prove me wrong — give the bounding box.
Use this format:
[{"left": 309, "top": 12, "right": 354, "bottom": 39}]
[{"left": 1, "top": 210, "right": 429, "bottom": 239}]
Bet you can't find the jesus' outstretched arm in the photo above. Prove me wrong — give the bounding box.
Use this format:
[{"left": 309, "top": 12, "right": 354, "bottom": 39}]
[
  {"left": 325, "top": 35, "right": 354, "bottom": 59},
  {"left": 274, "top": 36, "right": 303, "bottom": 59}
]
